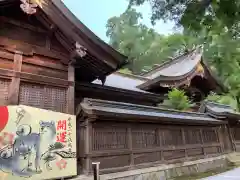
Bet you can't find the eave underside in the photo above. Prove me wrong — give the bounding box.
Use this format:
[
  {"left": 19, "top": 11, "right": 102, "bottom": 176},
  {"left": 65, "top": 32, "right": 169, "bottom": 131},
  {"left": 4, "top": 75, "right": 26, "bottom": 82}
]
[
  {"left": 76, "top": 82, "right": 164, "bottom": 106},
  {"left": 0, "top": 0, "right": 127, "bottom": 82}
]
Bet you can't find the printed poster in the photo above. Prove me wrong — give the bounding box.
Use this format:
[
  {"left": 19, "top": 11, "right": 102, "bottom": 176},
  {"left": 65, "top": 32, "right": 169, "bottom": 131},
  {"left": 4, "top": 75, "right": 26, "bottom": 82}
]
[{"left": 0, "top": 105, "right": 77, "bottom": 180}]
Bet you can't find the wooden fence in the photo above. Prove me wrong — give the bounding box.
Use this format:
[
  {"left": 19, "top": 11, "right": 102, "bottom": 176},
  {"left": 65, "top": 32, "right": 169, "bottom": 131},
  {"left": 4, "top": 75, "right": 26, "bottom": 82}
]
[
  {"left": 230, "top": 126, "right": 240, "bottom": 151},
  {"left": 77, "top": 119, "right": 227, "bottom": 174}
]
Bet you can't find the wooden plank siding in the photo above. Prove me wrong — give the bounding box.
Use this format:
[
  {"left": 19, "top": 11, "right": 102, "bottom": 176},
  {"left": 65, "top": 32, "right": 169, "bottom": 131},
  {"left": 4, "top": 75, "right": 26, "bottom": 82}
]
[
  {"left": 77, "top": 119, "right": 229, "bottom": 174},
  {"left": 0, "top": 17, "right": 74, "bottom": 114},
  {"left": 230, "top": 125, "right": 240, "bottom": 151}
]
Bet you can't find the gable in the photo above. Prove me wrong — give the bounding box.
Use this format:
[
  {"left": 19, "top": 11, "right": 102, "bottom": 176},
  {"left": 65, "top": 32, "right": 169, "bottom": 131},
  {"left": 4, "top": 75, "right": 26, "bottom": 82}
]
[
  {"left": 0, "top": 2, "right": 70, "bottom": 56},
  {"left": 0, "top": 0, "right": 128, "bottom": 83}
]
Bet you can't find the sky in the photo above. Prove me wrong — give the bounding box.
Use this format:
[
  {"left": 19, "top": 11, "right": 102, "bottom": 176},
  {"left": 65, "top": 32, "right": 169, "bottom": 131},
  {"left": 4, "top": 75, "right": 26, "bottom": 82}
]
[{"left": 63, "top": 0, "right": 175, "bottom": 43}]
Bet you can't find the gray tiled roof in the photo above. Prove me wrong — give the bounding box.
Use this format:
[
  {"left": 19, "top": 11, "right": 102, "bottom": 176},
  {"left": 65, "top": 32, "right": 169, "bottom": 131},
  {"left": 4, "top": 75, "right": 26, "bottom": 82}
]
[
  {"left": 199, "top": 101, "right": 240, "bottom": 120},
  {"left": 136, "top": 48, "right": 205, "bottom": 90},
  {"left": 145, "top": 49, "right": 202, "bottom": 79},
  {"left": 81, "top": 98, "right": 225, "bottom": 125},
  {"left": 93, "top": 73, "right": 149, "bottom": 93}
]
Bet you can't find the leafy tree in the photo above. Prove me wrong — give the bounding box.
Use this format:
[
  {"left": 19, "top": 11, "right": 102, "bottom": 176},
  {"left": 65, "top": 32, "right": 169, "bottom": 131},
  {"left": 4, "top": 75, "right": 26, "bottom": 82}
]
[
  {"left": 106, "top": 7, "right": 240, "bottom": 111},
  {"left": 161, "top": 88, "right": 193, "bottom": 110},
  {"left": 128, "top": 0, "right": 240, "bottom": 31},
  {"left": 106, "top": 8, "right": 197, "bottom": 74}
]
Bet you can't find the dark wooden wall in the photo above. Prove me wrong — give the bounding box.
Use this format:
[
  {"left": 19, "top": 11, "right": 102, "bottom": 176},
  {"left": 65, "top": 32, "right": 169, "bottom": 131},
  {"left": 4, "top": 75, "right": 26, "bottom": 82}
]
[
  {"left": 77, "top": 117, "right": 226, "bottom": 175},
  {"left": 0, "top": 13, "right": 75, "bottom": 114},
  {"left": 230, "top": 126, "right": 240, "bottom": 151}
]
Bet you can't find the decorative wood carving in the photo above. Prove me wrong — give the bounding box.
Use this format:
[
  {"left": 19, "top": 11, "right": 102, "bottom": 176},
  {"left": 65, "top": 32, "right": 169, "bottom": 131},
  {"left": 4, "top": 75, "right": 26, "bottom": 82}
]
[
  {"left": 20, "top": 0, "right": 38, "bottom": 15},
  {"left": 76, "top": 42, "right": 87, "bottom": 58}
]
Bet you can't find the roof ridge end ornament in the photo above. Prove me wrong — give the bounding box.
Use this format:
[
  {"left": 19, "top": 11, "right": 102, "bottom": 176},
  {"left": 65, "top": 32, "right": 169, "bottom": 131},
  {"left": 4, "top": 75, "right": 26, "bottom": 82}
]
[
  {"left": 20, "top": 0, "right": 38, "bottom": 15},
  {"left": 196, "top": 45, "right": 204, "bottom": 54},
  {"left": 75, "top": 42, "right": 87, "bottom": 58}
]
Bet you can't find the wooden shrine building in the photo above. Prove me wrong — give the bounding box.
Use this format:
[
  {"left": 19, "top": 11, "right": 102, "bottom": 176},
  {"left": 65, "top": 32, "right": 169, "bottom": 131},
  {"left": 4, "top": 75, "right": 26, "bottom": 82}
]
[
  {"left": 138, "top": 47, "right": 224, "bottom": 102},
  {"left": 0, "top": 0, "right": 127, "bottom": 114},
  {"left": 80, "top": 47, "right": 225, "bottom": 107},
  {"left": 1, "top": 0, "right": 240, "bottom": 179}
]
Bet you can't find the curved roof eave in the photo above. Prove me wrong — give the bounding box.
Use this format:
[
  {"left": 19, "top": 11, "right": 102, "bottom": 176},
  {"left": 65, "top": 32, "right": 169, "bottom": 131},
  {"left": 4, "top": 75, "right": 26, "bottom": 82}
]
[
  {"left": 33, "top": 0, "right": 128, "bottom": 69},
  {"left": 137, "top": 61, "right": 203, "bottom": 90}
]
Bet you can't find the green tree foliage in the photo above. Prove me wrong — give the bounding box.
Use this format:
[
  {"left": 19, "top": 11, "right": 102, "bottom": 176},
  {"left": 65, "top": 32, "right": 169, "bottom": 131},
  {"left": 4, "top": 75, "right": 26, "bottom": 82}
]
[
  {"left": 128, "top": 0, "right": 240, "bottom": 31},
  {"left": 161, "top": 88, "right": 193, "bottom": 110},
  {"left": 106, "top": 6, "right": 240, "bottom": 109},
  {"left": 106, "top": 8, "right": 197, "bottom": 74},
  {"left": 198, "top": 23, "right": 240, "bottom": 110}
]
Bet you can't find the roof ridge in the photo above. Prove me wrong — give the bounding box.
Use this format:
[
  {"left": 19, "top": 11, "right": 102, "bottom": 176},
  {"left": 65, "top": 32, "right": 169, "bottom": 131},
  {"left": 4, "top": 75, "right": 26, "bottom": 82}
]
[
  {"left": 82, "top": 98, "right": 209, "bottom": 116},
  {"left": 142, "top": 47, "right": 201, "bottom": 77},
  {"left": 115, "top": 72, "right": 148, "bottom": 81},
  {"left": 204, "top": 100, "right": 233, "bottom": 108}
]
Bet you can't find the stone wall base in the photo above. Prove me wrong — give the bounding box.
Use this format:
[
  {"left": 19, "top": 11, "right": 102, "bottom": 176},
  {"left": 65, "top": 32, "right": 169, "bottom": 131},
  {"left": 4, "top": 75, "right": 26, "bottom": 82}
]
[{"left": 74, "top": 155, "right": 229, "bottom": 180}]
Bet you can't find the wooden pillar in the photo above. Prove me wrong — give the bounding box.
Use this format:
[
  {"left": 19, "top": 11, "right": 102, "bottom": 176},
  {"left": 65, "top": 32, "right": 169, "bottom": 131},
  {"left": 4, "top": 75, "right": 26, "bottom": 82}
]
[
  {"left": 200, "top": 128, "right": 206, "bottom": 156},
  {"left": 84, "top": 116, "right": 94, "bottom": 174},
  {"left": 217, "top": 126, "right": 225, "bottom": 153},
  {"left": 67, "top": 63, "right": 75, "bottom": 114},
  {"left": 8, "top": 51, "right": 23, "bottom": 105},
  {"left": 227, "top": 125, "right": 235, "bottom": 152},
  {"left": 127, "top": 126, "right": 133, "bottom": 167},
  {"left": 181, "top": 128, "right": 188, "bottom": 159},
  {"left": 157, "top": 128, "right": 163, "bottom": 161}
]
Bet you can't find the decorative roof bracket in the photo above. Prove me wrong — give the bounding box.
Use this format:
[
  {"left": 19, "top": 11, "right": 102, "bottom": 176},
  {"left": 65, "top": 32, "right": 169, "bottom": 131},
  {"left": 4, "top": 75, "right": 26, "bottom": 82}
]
[
  {"left": 20, "top": 0, "right": 38, "bottom": 15},
  {"left": 75, "top": 42, "right": 87, "bottom": 58},
  {"left": 69, "top": 42, "right": 87, "bottom": 65}
]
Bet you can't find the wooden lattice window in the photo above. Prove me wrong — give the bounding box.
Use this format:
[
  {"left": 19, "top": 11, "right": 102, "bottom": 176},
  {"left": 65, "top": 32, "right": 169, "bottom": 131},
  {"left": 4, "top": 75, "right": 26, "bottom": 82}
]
[
  {"left": 19, "top": 82, "right": 67, "bottom": 113},
  {"left": 184, "top": 129, "right": 201, "bottom": 145},
  {"left": 232, "top": 128, "right": 240, "bottom": 141},
  {"left": 202, "top": 128, "right": 218, "bottom": 143},
  {"left": 132, "top": 126, "right": 158, "bottom": 149},
  {"left": 19, "top": 83, "right": 44, "bottom": 108},
  {"left": 0, "top": 79, "right": 10, "bottom": 105},
  {"left": 44, "top": 86, "right": 67, "bottom": 113},
  {"left": 92, "top": 125, "right": 127, "bottom": 151},
  {"left": 162, "top": 128, "right": 183, "bottom": 147}
]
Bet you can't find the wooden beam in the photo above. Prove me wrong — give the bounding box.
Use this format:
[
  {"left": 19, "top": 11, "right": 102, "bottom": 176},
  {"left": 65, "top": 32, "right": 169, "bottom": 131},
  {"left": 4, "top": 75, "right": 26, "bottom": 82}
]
[
  {"left": 36, "top": 12, "right": 74, "bottom": 53},
  {"left": 67, "top": 64, "right": 75, "bottom": 114},
  {"left": 0, "top": 36, "right": 69, "bottom": 61},
  {"left": 22, "top": 56, "right": 68, "bottom": 72},
  {"left": 0, "top": 68, "right": 72, "bottom": 87},
  {"left": 0, "top": 16, "right": 48, "bottom": 33},
  {"left": 8, "top": 51, "right": 23, "bottom": 105},
  {"left": 86, "top": 143, "right": 221, "bottom": 157},
  {"left": 0, "top": 49, "right": 14, "bottom": 61},
  {"left": 20, "top": 72, "right": 71, "bottom": 87}
]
